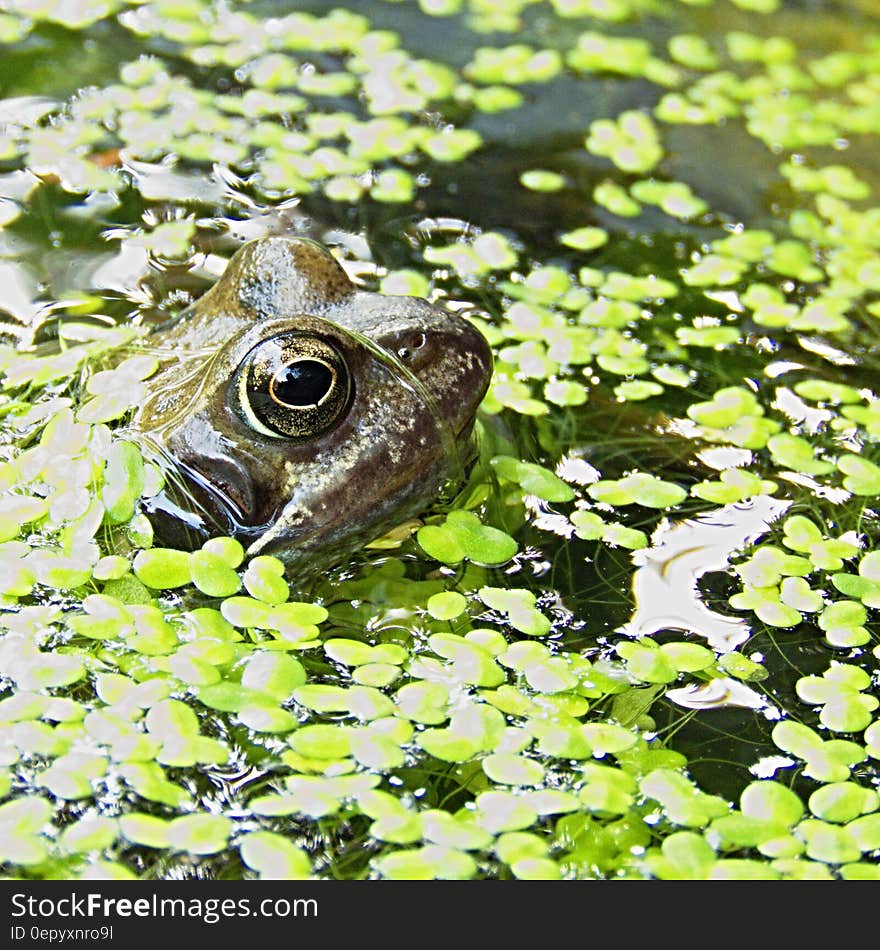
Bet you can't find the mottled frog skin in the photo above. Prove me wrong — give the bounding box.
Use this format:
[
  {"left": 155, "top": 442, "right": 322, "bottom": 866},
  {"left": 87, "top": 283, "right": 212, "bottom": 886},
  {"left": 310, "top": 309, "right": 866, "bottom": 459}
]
[{"left": 132, "top": 236, "right": 493, "bottom": 569}]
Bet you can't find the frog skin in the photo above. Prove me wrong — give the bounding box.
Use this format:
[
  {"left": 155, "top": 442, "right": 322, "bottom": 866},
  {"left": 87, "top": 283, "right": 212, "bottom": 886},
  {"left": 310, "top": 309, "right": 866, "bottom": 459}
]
[{"left": 131, "top": 235, "right": 493, "bottom": 570}]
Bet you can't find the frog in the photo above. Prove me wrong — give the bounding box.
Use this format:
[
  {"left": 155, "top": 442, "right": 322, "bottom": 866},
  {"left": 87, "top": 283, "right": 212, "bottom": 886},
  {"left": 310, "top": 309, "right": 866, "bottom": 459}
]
[{"left": 130, "top": 235, "right": 493, "bottom": 571}]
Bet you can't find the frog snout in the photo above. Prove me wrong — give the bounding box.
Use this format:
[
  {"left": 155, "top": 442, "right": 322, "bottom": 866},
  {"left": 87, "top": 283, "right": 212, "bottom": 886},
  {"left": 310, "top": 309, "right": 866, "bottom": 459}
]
[{"left": 168, "top": 440, "right": 260, "bottom": 528}]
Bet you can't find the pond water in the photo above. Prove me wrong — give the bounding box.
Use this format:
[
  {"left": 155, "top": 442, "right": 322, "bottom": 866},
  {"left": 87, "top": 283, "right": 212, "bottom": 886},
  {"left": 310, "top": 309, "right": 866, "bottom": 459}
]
[{"left": 0, "top": 0, "right": 879, "bottom": 880}]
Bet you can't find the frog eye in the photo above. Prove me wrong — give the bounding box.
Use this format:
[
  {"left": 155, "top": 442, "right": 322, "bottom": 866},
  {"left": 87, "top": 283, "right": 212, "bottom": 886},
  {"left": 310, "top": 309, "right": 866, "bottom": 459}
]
[{"left": 234, "top": 333, "right": 351, "bottom": 439}]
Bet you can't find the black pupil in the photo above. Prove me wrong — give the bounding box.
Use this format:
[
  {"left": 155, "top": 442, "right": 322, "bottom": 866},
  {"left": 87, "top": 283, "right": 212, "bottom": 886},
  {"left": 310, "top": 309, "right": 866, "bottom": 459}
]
[{"left": 271, "top": 360, "right": 333, "bottom": 407}]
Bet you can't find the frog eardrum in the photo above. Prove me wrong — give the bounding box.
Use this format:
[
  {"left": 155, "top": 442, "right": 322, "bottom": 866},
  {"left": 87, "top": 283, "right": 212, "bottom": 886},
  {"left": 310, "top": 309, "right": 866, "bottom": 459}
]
[{"left": 131, "top": 236, "right": 493, "bottom": 570}]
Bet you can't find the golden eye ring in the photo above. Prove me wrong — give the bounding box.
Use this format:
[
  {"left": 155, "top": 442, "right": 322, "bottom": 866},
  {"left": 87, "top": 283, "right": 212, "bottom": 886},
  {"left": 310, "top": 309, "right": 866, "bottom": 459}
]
[
  {"left": 268, "top": 357, "right": 338, "bottom": 409},
  {"left": 234, "top": 333, "right": 351, "bottom": 439}
]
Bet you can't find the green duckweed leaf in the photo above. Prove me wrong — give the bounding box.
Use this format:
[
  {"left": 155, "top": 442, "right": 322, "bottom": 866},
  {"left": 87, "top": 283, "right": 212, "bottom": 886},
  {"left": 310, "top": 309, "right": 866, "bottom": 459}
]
[
  {"left": 668, "top": 34, "right": 718, "bottom": 70},
  {"left": 167, "top": 814, "right": 232, "bottom": 855},
  {"left": 133, "top": 549, "right": 192, "bottom": 590},
  {"left": 190, "top": 550, "right": 242, "bottom": 598},
  {"left": 838, "top": 454, "right": 880, "bottom": 495},
  {"left": 101, "top": 441, "right": 144, "bottom": 525},
  {"left": 630, "top": 179, "right": 708, "bottom": 220},
  {"left": 588, "top": 472, "right": 686, "bottom": 508},
  {"left": 427, "top": 591, "right": 468, "bottom": 620},
  {"left": 373, "top": 845, "right": 477, "bottom": 880},
  {"left": 768, "top": 435, "right": 835, "bottom": 476},
  {"left": 796, "top": 819, "right": 861, "bottom": 864},
  {"left": 808, "top": 782, "right": 878, "bottom": 824},
  {"left": 795, "top": 665, "right": 877, "bottom": 734},
  {"left": 289, "top": 725, "right": 352, "bottom": 760},
  {"left": 482, "top": 753, "right": 546, "bottom": 786},
  {"left": 616, "top": 641, "right": 677, "bottom": 684},
  {"left": 559, "top": 226, "right": 608, "bottom": 251},
  {"left": 119, "top": 763, "right": 190, "bottom": 808},
  {"left": 429, "top": 633, "right": 505, "bottom": 687},
  {"left": 772, "top": 721, "right": 865, "bottom": 782},
  {"left": 520, "top": 170, "right": 566, "bottom": 192},
  {"left": 491, "top": 455, "right": 574, "bottom": 502},
  {"left": 691, "top": 467, "right": 777, "bottom": 503},
  {"left": 241, "top": 652, "right": 306, "bottom": 701},
  {"left": 640, "top": 769, "right": 729, "bottom": 828},
  {"left": 478, "top": 587, "right": 552, "bottom": 636},
  {"left": 243, "top": 556, "right": 289, "bottom": 605},
  {"left": 642, "top": 831, "right": 716, "bottom": 880},
  {"left": 59, "top": 816, "right": 118, "bottom": 855},
  {"left": 239, "top": 831, "right": 312, "bottom": 879},
  {"left": 395, "top": 682, "right": 450, "bottom": 725},
  {"left": 418, "top": 510, "right": 518, "bottom": 566},
  {"left": 119, "top": 813, "right": 171, "bottom": 849}
]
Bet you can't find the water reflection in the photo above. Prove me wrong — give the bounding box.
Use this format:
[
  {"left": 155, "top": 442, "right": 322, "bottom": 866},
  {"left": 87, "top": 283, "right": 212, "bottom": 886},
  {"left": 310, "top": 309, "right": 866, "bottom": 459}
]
[
  {"left": 666, "top": 676, "right": 767, "bottom": 711},
  {"left": 619, "top": 494, "right": 792, "bottom": 652}
]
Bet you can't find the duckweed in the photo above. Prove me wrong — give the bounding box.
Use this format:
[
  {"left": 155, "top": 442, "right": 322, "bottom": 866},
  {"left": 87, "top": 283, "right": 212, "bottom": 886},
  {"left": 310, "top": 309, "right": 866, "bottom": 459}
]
[{"left": 0, "top": 0, "right": 879, "bottom": 884}]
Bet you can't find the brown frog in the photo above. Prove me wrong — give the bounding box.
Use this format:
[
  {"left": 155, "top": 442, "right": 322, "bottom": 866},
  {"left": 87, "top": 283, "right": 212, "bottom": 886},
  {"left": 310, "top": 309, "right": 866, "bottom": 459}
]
[{"left": 132, "top": 236, "right": 493, "bottom": 570}]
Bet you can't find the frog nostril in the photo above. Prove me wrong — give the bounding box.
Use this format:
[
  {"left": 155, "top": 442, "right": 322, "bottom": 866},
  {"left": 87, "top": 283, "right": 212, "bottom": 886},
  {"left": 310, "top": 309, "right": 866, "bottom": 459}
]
[{"left": 397, "top": 332, "right": 426, "bottom": 362}]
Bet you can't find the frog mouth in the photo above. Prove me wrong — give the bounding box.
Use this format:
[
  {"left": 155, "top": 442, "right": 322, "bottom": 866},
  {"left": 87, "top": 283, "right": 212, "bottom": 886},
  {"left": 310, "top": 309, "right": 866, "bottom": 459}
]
[
  {"left": 171, "top": 456, "right": 257, "bottom": 529},
  {"left": 136, "top": 433, "right": 267, "bottom": 541}
]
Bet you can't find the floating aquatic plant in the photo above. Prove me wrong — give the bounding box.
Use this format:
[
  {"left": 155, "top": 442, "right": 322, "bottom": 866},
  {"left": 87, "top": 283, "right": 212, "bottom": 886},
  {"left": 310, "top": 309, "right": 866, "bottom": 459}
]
[{"left": 0, "top": 0, "right": 879, "bottom": 884}]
